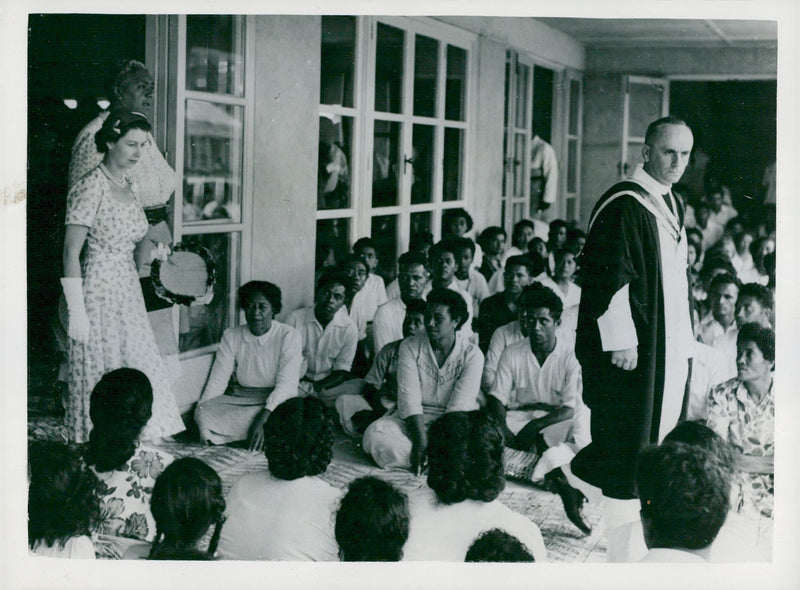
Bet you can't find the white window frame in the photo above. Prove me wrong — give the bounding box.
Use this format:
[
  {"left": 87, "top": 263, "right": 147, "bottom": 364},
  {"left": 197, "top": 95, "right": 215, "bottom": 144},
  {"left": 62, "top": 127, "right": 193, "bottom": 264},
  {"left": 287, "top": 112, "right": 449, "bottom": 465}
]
[
  {"left": 318, "top": 16, "right": 476, "bottom": 262},
  {"left": 562, "top": 69, "right": 584, "bottom": 223}
]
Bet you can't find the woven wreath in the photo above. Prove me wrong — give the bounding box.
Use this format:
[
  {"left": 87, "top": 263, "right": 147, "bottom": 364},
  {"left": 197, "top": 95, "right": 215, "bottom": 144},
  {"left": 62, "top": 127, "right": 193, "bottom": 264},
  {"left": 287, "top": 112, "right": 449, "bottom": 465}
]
[{"left": 151, "top": 241, "right": 216, "bottom": 306}]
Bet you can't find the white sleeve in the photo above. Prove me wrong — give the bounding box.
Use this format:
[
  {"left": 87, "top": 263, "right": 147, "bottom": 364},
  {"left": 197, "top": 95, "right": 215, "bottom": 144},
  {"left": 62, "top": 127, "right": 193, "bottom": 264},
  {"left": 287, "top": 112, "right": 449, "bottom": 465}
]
[{"left": 596, "top": 284, "right": 639, "bottom": 352}]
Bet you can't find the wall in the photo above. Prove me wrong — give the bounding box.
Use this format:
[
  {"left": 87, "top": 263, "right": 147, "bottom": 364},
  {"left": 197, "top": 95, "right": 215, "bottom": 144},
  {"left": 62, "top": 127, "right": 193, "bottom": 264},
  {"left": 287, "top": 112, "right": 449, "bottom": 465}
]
[{"left": 250, "top": 15, "right": 320, "bottom": 319}]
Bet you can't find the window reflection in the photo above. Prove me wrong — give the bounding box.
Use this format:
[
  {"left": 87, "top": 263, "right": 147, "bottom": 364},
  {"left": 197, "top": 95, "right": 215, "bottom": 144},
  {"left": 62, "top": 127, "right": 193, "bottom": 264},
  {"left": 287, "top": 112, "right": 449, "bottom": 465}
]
[
  {"left": 375, "top": 23, "right": 404, "bottom": 113},
  {"left": 316, "top": 218, "right": 350, "bottom": 277},
  {"left": 445, "top": 45, "right": 466, "bottom": 121},
  {"left": 321, "top": 16, "right": 356, "bottom": 107},
  {"left": 372, "top": 120, "right": 401, "bottom": 207},
  {"left": 411, "top": 124, "right": 435, "bottom": 204},
  {"left": 371, "top": 215, "right": 398, "bottom": 283},
  {"left": 443, "top": 127, "right": 463, "bottom": 201},
  {"left": 318, "top": 114, "right": 353, "bottom": 210},
  {"left": 414, "top": 35, "right": 438, "bottom": 117},
  {"left": 186, "top": 15, "right": 245, "bottom": 96}
]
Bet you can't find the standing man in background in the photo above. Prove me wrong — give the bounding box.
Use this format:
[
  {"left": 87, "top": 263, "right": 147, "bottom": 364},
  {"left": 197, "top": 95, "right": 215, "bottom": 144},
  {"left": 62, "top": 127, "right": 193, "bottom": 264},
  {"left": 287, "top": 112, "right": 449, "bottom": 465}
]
[
  {"left": 570, "top": 116, "right": 696, "bottom": 554},
  {"left": 529, "top": 119, "right": 559, "bottom": 222}
]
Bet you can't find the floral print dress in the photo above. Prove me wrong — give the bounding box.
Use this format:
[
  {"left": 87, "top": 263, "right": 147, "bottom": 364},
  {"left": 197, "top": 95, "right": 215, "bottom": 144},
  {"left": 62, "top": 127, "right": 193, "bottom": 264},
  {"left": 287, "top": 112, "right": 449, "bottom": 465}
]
[
  {"left": 90, "top": 443, "right": 173, "bottom": 557},
  {"left": 65, "top": 168, "right": 184, "bottom": 443}
]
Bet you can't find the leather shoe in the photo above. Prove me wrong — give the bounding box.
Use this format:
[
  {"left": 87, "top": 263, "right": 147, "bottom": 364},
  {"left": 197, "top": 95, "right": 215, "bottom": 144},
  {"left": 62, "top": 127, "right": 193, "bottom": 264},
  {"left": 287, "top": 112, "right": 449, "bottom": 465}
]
[{"left": 546, "top": 468, "right": 592, "bottom": 536}]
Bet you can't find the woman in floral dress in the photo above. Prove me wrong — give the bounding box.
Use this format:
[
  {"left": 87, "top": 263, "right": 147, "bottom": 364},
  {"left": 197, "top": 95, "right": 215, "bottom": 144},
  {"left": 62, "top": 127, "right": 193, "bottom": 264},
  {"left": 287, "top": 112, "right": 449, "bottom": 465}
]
[
  {"left": 61, "top": 110, "right": 183, "bottom": 443},
  {"left": 85, "top": 368, "right": 174, "bottom": 557}
]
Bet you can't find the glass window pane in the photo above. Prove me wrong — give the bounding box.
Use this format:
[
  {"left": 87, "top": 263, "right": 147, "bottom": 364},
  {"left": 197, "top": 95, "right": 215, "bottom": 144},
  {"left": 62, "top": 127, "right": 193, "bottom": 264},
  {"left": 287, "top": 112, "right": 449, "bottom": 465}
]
[
  {"left": 625, "top": 141, "right": 645, "bottom": 177},
  {"left": 442, "top": 127, "right": 463, "bottom": 202},
  {"left": 375, "top": 23, "right": 404, "bottom": 114},
  {"left": 502, "top": 130, "right": 509, "bottom": 195},
  {"left": 411, "top": 124, "right": 435, "bottom": 204},
  {"left": 503, "top": 55, "right": 511, "bottom": 126},
  {"left": 566, "top": 197, "right": 576, "bottom": 220},
  {"left": 413, "top": 34, "right": 438, "bottom": 117},
  {"left": 316, "top": 218, "right": 351, "bottom": 274},
  {"left": 445, "top": 45, "right": 466, "bottom": 121},
  {"left": 318, "top": 114, "right": 353, "bottom": 210},
  {"left": 513, "top": 132, "right": 525, "bottom": 198},
  {"left": 513, "top": 202, "right": 525, "bottom": 224},
  {"left": 321, "top": 16, "right": 356, "bottom": 107},
  {"left": 178, "top": 232, "right": 239, "bottom": 352},
  {"left": 371, "top": 215, "right": 398, "bottom": 283},
  {"left": 567, "top": 138, "right": 578, "bottom": 193},
  {"left": 372, "top": 120, "right": 401, "bottom": 207},
  {"left": 515, "top": 63, "right": 529, "bottom": 129},
  {"left": 628, "top": 82, "right": 664, "bottom": 138},
  {"left": 186, "top": 15, "right": 245, "bottom": 96},
  {"left": 569, "top": 80, "right": 580, "bottom": 136},
  {"left": 182, "top": 100, "right": 243, "bottom": 223},
  {"left": 410, "top": 211, "right": 432, "bottom": 239}
]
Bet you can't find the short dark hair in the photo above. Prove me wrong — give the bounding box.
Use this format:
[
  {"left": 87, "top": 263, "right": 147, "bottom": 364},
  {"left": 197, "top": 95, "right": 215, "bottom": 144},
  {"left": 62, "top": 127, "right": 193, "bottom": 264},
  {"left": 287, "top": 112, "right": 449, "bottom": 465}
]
[
  {"left": 478, "top": 226, "right": 506, "bottom": 250},
  {"left": 397, "top": 250, "right": 429, "bottom": 271},
  {"left": 685, "top": 227, "right": 703, "bottom": 250},
  {"left": 465, "top": 529, "right": 535, "bottom": 562},
  {"left": 511, "top": 220, "right": 535, "bottom": 248},
  {"left": 699, "top": 252, "right": 737, "bottom": 284},
  {"left": 95, "top": 109, "right": 152, "bottom": 153},
  {"left": 353, "top": 237, "right": 377, "bottom": 254},
  {"left": 553, "top": 247, "right": 576, "bottom": 265},
  {"left": 335, "top": 476, "right": 410, "bottom": 561},
  {"left": 549, "top": 219, "right": 568, "bottom": 234},
  {"left": 149, "top": 458, "right": 226, "bottom": 560},
  {"left": 504, "top": 255, "right": 534, "bottom": 277},
  {"left": 430, "top": 238, "right": 460, "bottom": 261},
  {"left": 454, "top": 237, "right": 476, "bottom": 256},
  {"left": 405, "top": 298, "right": 427, "bottom": 316},
  {"left": 427, "top": 411, "right": 505, "bottom": 505},
  {"left": 644, "top": 116, "right": 690, "bottom": 145},
  {"left": 443, "top": 207, "right": 474, "bottom": 232},
  {"left": 636, "top": 442, "right": 730, "bottom": 551},
  {"left": 425, "top": 288, "right": 469, "bottom": 331},
  {"left": 86, "top": 368, "right": 153, "bottom": 472},
  {"left": 518, "top": 283, "right": 563, "bottom": 321},
  {"left": 737, "top": 322, "right": 775, "bottom": 363},
  {"left": 264, "top": 397, "right": 334, "bottom": 480},
  {"left": 709, "top": 272, "right": 741, "bottom": 294},
  {"left": 317, "top": 269, "right": 349, "bottom": 294},
  {"left": 738, "top": 282, "right": 773, "bottom": 311},
  {"left": 28, "top": 442, "right": 100, "bottom": 551},
  {"left": 238, "top": 280, "right": 282, "bottom": 314},
  {"left": 663, "top": 421, "right": 736, "bottom": 474}
]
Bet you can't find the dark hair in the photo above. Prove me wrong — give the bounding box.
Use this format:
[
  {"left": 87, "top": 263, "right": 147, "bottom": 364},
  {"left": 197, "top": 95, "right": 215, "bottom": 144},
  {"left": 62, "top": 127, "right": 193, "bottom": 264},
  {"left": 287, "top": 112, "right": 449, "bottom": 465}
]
[
  {"left": 566, "top": 228, "right": 586, "bottom": 243},
  {"left": 465, "top": 529, "right": 535, "bottom": 562},
  {"left": 106, "top": 59, "right": 150, "bottom": 104},
  {"left": 86, "top": 368, "right": 153, "bottom": 472},
  {"left": 454, "top": 237, "right": 476, "bottom": 256},
  {"left": 749, "top": 236, "right": 771, "bottom": 270},
  {"left": 636, "top": 442, "right": 730, "bottom": 551},
  {"left": 644, "top": 116, "right": 690, "bottom": 145},
  {"left": 737, "top": 322, "right": 775, "bottom": 363},
  {"left": 737, "top": 282, "right": 773, "bottom": 311},
  {"left": 95, "top": 109, "right": 152, "bottom": 153},
  {"left": 478, "top": 226, "right": 506, "bottom": 250},
  {"left": 429, "top": 238, "right": 461, "bottom": 262},
  {"left": 511, "top": 220, "right": 535, "bottom": 248},
  {"left": 353, "top": 237, "right": 377, "bottom": 254},
  {"left": 405, "top": 298, "right": 427, "bottom": 316},
  {"left": 28, "top": 442, "right": 100, "bottom": 551},
  {"left": 526, "top": 238, "right": 549, "bottom": 275},
  {"left": 317, "top": 269, "right": 349, "bottom": 294},
  {"left": 553, "top": 247, "right": 576, "bottom": 265},
  {"left": 685, "top": 227, "right": 703, "bottom": 251},
  {"left": 238, "top": 280, "right": 282, "bottom": 314},
  {"left": 518, "top": 283, "right": 563, "bottom": 321},
  {"left": 708, "top": 272, "right": 740, "bottom": 294},
  {"left": 427, "top": 412, "right": 505, "bottom": 505},
  {"left": 663, "top": 421, "right": 736, "bottom": 474},
  {"left": 148, "top": 458, "right": 226, "bottom": 560},
  {"left": 397, "top": 250, "right": 429, "bottom": 271},
  {"left": 698, "top": 252, "right": 737, "bottom": 285},
  {"left": 732, "top": 227, "right": 753, "bottom": 251},
  {"left": 504, "top": 254, "right": 535, "bottom": 277},
  {"left": 425, "top": 288, "right": 469, "bottom": 331},
  {"left": 335, "top": 476, "right": 410, "bottom": 561},
  {"left": 410, "top": 231, "right": 434, "bottom": 251},
  {"left": 265, "top": 397, "right": 334, "bottom": 480},
  {"left": 548, "top": 219, "right": 568, "bottom": 234},
  {"left": 443, "top": 207, "right": 474, "bottom": 232}
]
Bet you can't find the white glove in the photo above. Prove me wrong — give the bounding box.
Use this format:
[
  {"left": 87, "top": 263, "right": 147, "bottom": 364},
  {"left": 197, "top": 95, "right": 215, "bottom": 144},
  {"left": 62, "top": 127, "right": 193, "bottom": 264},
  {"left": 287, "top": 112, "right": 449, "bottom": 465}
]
[
  {"left": 149, "top": 242, "right": 172, "bottom": 264},
  {"left": 60, "top": 277, "right": 91, "bottom": 344}
]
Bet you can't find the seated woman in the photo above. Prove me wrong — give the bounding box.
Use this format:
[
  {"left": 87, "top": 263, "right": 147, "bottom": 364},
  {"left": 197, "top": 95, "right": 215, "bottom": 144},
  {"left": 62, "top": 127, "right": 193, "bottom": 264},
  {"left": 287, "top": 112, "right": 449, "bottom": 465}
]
[
  {"left": 401, "top": 411, "right": 547, "bottom": 561},
  {"left": 706, "top": 322, "right": 774, "bottom": 554},
  {"left": 85, "top": 368, "right": 174, "bottom": 556},
  {"left": 147, "top": 458, "right": 227, "bottom": 560},
  {"left": 362, "top": 289, "right": 484, "bottom": 473},
  {"left": 335, "top": 476, "right": 410, "bottom": 561},
  {"left": 28, "top": 441, "right": 100, "bottom": 559},
  {"left": 334, "top": 298, "right": 427, "bottom": 437},
  {"left": 194, "top": 281, "right": 303, "bottom": 450},
  {"left": 217, "top": 397, "right": 340, "bottom": 561}
]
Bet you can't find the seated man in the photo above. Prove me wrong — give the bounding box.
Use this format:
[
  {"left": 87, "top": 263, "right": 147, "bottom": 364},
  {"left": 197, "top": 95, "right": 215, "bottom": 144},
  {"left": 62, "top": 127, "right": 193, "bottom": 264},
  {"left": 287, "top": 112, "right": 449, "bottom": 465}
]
[
  {"left": 452, "top": 237, "right": 489, "bottom": 319},
  {"left": 533, "top": 247, "right": 581, "bottom": 348},
  {"left": 486, "top": 283, "right": 591, "bottom": 535},
  {"left": 352, "top": 237, "right": 388, "bottom": 351},
  {"left": 428, "top": 239, "right": 476, "bottom": 343},
  {"left": 636, "top": 440, "right": 732, "bottom": 562},
  {"left": 477, "top": 255, "right": 534, "bottom": 353},
  {"left": 696, "top": 272, "right": 741, "bottom": 380},
  {"left": 287, "top": 271, "right": 359, "bottom": 406},
  {"left": 194, "top": 281, "right": 303, "bottom": 449},
  {"left": 334, "top": 298, "right": 426, "bottom": 437},
  {"left": 373, "top": 251, "right": 430, "bottom": 353},
  {"left": 735, "top": 282, "right": 773, "bottom": 328},
  {"left": 341, "top": 255, "right": 379, "bottom": 377}
]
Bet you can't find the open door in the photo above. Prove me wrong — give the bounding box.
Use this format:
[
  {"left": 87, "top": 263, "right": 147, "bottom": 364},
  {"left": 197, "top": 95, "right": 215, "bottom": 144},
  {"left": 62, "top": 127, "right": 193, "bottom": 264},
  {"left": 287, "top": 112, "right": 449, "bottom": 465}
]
[{"left": 620, "top": 75, "right": 669, "bottom": 178}]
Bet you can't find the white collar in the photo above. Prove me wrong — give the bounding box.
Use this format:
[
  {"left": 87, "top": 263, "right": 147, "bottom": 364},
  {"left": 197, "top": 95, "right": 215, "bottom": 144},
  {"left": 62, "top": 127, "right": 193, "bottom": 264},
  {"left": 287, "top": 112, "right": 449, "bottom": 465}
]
[
  {"left": 631, "top": 165, "right": 673, "bottom": 197},
  {"left": 241, "top": 322, "right": 274, "bottom": 345}
]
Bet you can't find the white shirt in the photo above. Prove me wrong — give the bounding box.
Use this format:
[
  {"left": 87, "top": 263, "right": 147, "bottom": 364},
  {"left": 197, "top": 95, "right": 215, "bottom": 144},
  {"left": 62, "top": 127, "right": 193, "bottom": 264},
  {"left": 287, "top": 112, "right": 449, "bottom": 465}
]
[
  {"left": 534, "top": 275, "right": 581, "bottom": 311},
  {"left": 199, "top": 322, "right": 303, "bottom": 412},
  {"left": 530, "top": 135, "right": 559, "bottom": 205},
  {"left": 686, "top": 341, "right": 729, "bottom": 421},
  {"left": 695, "top": 313, "right": 739, "bottom": 381},
  {"left": 454, "top": 268, "right": 490, "bottom": 317},
  {"left": 489, "top": 338, "right": 583, "bottom": 411},
  {"left": 218, "top": 471, "right": 340, "bottom": 561},
  {"left": 372, "top": 297, "right": 407, "bottom": 355},
  {"left": 709, "top": 203, "right": 738, "bottom": 228},
  {"left": 481, "top": 320, "right": 526, "bottom": 393},
  {"left": 385, "top": 278, "right": 400, "bottom": 302},
  {"left": 699, "top": 219, "right": 725, "bottom": 251},
  {"left": 31, "top": 536, "right": 95, "bottom": 559},
  {"left": 638, "top": 548, "right": 706, "bottom": 563},
  {"left": 349, "top": 273, "right": 388, "bottom": 340},
  {"left": 402, "top": 487, "right": 547, "bottom": 562},
  {"left": 445, "top": 279, "right": 477, "bottom": 342},
  {"left": 397, "top": 333, "right": 483, "bottom": 420},
  {"left": 287, "top": 306, "right": 358, "bottom": 381}
]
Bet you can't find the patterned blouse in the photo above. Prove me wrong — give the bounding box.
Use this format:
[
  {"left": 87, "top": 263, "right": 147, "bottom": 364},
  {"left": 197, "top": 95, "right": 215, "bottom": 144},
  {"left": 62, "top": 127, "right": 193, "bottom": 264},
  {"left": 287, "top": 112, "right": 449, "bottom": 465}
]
[{"left": 706, "top": 376, "right": 774, "bottom": 518}]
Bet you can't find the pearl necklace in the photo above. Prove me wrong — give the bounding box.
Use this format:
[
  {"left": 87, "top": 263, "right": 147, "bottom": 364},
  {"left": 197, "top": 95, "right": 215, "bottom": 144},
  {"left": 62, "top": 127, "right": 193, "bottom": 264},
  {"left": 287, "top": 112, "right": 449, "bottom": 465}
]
[{"left": 100, "top": 163, "right": 129, "bottom": 189}]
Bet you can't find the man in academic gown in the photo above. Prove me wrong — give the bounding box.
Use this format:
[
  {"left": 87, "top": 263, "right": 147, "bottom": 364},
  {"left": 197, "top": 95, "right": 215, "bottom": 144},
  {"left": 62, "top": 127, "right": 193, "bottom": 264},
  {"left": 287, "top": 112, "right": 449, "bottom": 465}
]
[{"left": 570, "top": 116, "right": 696, "bottom": 547}]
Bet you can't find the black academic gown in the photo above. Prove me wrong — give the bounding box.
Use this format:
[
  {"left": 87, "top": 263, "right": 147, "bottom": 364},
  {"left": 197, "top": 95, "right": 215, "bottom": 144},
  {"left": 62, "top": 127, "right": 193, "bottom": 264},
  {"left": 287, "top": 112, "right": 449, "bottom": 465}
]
[{"left": 571, "top": 181, "right": 691, "bottom": 500}]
